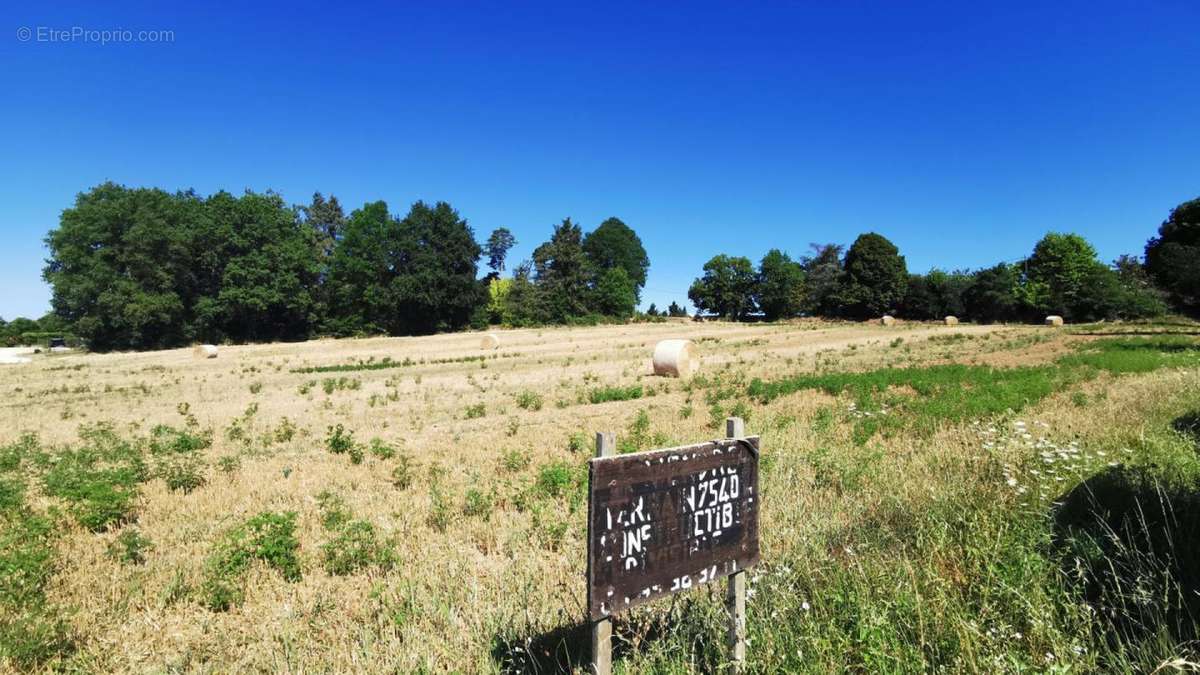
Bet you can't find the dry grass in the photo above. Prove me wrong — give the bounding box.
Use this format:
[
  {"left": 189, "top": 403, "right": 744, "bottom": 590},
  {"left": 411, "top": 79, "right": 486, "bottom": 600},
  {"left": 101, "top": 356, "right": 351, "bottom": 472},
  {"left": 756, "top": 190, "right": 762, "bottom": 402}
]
[{"left": 1, "top": 319, "right": 1195, "bottom": 672}]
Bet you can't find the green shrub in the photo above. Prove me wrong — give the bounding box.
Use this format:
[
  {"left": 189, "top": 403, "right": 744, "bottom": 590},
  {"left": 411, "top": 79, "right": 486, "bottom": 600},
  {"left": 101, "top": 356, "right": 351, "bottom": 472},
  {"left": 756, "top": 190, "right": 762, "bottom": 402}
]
[
  {"left": 465, "top": 403, "right": 487, "bottom": 419},
  {"left": 501, "top": 448, "right": 530, "bottom": 472},
  {"left": 201, "top": 511, "right": 301, "bottom": 611},
  {"left": 463, "top": 488, "right": 494, "bottom": 520},
  {"left": 316, "top": 491, "right": 352, "bottom": 531},
  {"left": 534, "top": 461, "right": 580, "bottom": 499},
  {"left": 368, "top": 438, "right": 396, "bottom": 459},
  {"left": 325, "top": 424, "right": 355, "bottom": 455},
  {"left": 588, "top": 385, "right": 643, "bottom": 404},
  {"left": 160, "top": 455, "right": 206, "bottom": 493},
  {"left": 321, "top": 521, "right": 396, "bottom": 576},
  {"left": 217, "top": 455, "right": 241, "bottom": 474},
  {"left": 516, "top": 390, "right": 544, "bottom": 411},
  {"left": 107, "top": 529, "right": 152, "bottom": 565},
  {"left": 391, "top": 455, "right": 414, "bottom": 490},
  {"left": 566, "top": 432, "right": 588, "bottom": 454}
]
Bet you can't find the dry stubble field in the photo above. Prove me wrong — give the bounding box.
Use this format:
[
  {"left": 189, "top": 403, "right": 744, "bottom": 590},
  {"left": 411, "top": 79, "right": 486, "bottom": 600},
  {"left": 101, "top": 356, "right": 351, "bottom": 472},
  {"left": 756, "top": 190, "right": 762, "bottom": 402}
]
[{"left": 2, "top": 318, "right": 1199, "bottom": 673}]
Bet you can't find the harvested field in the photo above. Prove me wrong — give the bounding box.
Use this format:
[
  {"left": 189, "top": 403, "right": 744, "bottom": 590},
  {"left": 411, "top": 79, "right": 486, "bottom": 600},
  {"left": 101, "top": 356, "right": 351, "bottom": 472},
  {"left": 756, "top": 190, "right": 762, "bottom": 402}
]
[{"left": 1, "top": 318, "right": 1199, "bottom": 673}]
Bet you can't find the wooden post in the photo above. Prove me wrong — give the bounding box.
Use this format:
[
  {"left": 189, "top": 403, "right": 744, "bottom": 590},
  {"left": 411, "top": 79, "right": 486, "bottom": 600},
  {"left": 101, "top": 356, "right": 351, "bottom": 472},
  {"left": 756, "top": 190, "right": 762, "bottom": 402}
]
[
  {"left": 591, "top": 431, "right": 616, "bottom": 675},
  {"left": 724, "top": 417, "right": 747, "bottom": 673}
]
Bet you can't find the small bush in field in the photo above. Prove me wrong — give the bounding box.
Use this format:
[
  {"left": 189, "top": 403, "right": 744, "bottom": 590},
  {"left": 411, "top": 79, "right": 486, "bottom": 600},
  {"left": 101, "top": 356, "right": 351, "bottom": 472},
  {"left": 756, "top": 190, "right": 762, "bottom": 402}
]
[
  {"left": 368, "top": 438, "right": 396, "bottom": 459},
  {"left": 161, "top": 455, "right": 206, "bottom": 493},
  {"left": 107, "top": 528, "right": 153, "bottom": 565},
  {"left": 515, "top": 390, "right": 544, "bottom": 411},
  {"left": 322, "top": 521, "right": 396, "bottom": 576},
  {"left": 201, "top": 511, "right": 301, "bottom": 612},
  {"left": 465, "top": 403, "right": 487, "bottom": 419},
  {"left": 463, "top": 488, "right": 494, "bottom": 520},
  {"left": 391, "top": 454, "right": 414, "bottom": 490}
]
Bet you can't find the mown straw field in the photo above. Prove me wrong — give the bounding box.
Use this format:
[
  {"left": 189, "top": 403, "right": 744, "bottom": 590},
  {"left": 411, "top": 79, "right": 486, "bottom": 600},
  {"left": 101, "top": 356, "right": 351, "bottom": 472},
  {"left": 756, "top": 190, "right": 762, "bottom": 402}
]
[{"left": 1, "top": 318, "right": 1198, "bottom": 673}]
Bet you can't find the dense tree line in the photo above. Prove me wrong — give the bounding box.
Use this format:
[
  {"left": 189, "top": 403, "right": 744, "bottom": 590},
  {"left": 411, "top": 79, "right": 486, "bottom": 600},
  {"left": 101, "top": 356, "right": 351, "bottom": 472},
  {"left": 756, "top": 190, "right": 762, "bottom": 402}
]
[
  {"left": 690, "top": 195, "right": 1200, "bottom": 323},
  {"left": 23, "top": 185, "right": 1200, "bottom": 351},
  {"left": 39, "top": 183, "right": 649, "bottom": 350}
]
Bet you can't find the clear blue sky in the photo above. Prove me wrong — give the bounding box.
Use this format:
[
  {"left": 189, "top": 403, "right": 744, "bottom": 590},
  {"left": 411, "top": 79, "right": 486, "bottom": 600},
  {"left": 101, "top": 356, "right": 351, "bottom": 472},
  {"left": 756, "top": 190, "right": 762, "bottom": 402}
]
[{"left": 2, "top": 1, "right": 1198, "bottom": 319}]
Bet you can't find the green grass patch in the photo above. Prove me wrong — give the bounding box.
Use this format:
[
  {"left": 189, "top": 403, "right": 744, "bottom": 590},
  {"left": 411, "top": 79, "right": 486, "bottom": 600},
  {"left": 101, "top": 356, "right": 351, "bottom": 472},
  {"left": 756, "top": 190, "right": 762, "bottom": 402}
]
[{"left": 588, "top": 384, "right": 644, "bottom": 405}]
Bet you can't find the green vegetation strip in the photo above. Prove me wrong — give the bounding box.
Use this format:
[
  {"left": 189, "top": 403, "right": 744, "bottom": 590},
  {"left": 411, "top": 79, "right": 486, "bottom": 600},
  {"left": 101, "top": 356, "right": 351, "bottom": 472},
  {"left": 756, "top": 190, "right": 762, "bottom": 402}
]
[
  {"left": 747, "top": 337, "right": 1200, "bottom": 440},
  {"left": 290, "top": 352, "right": 520, "bottom": 374}
]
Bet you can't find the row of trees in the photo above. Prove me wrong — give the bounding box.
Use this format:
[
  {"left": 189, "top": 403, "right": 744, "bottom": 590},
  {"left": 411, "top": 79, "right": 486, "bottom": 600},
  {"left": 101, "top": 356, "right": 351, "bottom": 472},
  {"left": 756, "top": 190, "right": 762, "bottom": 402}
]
[
  {"left": 689, "top": 196, "right": 1200, "bottom": 323},
  {"left": 40, "top": 183, "right": 649, "bottom": 350},
  {"left": 21, "top": 186, "right": 1199, "bottom": 351}
]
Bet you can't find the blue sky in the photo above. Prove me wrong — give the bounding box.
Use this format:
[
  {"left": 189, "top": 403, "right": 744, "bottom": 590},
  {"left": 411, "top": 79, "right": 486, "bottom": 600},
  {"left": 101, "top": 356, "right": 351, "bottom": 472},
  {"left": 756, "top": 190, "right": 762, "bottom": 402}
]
[{"left": 2, "top": 1, "right": 1198, "bottom": 319}]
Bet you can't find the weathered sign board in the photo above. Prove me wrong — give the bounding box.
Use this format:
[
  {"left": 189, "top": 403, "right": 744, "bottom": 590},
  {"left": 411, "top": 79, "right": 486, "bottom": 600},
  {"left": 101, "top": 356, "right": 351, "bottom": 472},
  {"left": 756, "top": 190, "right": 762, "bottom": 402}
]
[{"left": 586, "top": 436, "right": 760, "bottom": 620}]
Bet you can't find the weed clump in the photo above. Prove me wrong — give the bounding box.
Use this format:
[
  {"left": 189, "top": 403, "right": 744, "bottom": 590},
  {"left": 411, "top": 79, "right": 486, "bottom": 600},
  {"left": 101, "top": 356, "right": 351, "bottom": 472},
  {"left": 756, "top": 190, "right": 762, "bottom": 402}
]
[
  {"left": 202, "top": 511, "right": 301, "bottom": 612},
  {"left": 107, "top": 528, "right": 153, "bottom": 565},
  {"left": 322, "top": 521, "right": 397, "bottom": 576}
]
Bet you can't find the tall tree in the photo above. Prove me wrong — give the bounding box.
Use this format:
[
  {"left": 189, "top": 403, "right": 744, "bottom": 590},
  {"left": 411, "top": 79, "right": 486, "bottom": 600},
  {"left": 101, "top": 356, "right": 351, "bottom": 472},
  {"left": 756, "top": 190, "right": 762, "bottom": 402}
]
[
  {"left": 963, "top": 263, "right": 1024, "bottom": 323},
  {"left": 191, "top": 190, "right": 319, "bottom": 343},
  {"left": 325, "top": 201, "right": 483, "bottom": 335},
  {"left": 593, "top": 267, "right": 637, "bottom": 318},
  {"left": 485, "top": 227, "right": 517, "bottom": 274},
  {"left": 1021, "top": 232, "right": 1107, "bottom": 321},
  {"left": 532, "top": 219, "right": 592, "bottom": 322},
  {"left": 688, "top": 255, "right": 757, "bottom": 319},
  {"left": 300, "top": 192, "right": 346, "bottom": 261},
  {"left": 755, "top": 249, "right": 806, "bottom": 320},
  {"left": 582, "top": 217, "right": 650, "bottom": 300},
  {"left": 1145, "top": 196, "right": 1200, "bottom": 316},
  {"left": 44, "top": 183, "right": 199, "bottom": 350},
  {"left": 392, "top": 201, "right": 483, "bottom": 333},
  {"left": 800, "top": 243, "right": 844, "bottom": 316},
  {"left": 832, "top": 233, "right": 908, "bottom": 318}
]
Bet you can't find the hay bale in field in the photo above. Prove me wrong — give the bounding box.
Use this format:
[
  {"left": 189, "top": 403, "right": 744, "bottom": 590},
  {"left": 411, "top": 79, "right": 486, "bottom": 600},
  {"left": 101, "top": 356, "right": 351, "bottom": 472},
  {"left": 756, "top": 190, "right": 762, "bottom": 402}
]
[
  {"left": 480, "top": 333, "right": 500, "bottom": 350},
  {"left": 653, "top": 339, "right": 698, "bottom": 378},
  {"left": 193, "top": 344, "right": 219, "bottom": 359},
  {"left": 944, "top": 316, "right": 959, "bottom": 326},
  {"left": 880, "top": 315, "right": 896, "bottom": 326},
  {"left": 1045, "top": 315, "right": 1064, "bottom": 327}
]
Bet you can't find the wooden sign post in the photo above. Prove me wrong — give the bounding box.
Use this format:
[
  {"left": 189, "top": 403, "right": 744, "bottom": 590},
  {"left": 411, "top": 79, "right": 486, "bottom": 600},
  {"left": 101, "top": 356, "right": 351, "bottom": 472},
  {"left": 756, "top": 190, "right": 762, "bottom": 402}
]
[{"left": 587, "top": 418, "right": 760, "bottom": 674}]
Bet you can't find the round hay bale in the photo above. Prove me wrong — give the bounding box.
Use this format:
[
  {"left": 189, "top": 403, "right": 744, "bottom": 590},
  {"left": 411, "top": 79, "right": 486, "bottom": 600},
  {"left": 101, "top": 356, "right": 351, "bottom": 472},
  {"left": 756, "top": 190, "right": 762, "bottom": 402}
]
[
  {"left": 480, "top": 333, "right": 500, "bottom": 350},
  {"left": 880, "top": 315, "right": 896, "bottom": 326},
  {"left": 193, "top": 344, "right": 219, "bottom": 359},
  {"left": 1045, "top": 315, "right": 1064, "bottom": 327},
  {"left": 943, "top": 316, "right": 959, "bottom": 326},
  {"left": 652, "top": 339, "right": 698, "bottom": 378}
]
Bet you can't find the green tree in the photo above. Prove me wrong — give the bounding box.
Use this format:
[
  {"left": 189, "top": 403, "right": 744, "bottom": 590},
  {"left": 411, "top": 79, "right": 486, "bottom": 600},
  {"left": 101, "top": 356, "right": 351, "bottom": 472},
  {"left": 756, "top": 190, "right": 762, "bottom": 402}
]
[
  {"left": 582, "top": 218, "right": 650, "bottom": 300},
  {"left": 902, "top": 269, "right": 971, "bottom": 319},
  {"left": 503, "top": 261, "right": 540, "bottom": 326},
  {"left": 800, "top": 243, "right": 844, "bottom": 316},
  {"left": 593, "top": 267, "right": 637, "bottom": 318},
  {"left": 1112, "top": 254, "right": 1168, "bottom": 318},
  {"left": 645, "top": 303, "right": 658, "bottom": 317},
  {"left": 1021, "top": 233, "right": 1105, "bottom": 321},
  {"left": 688, "top": 255, "right": 757, "bottom": 319},
  {"left": 963, "top": 263, "right": 1024, "bottom": 323},
  {"left": 485, "top": 228, "right": 517, "bottom": 274},
  {"left": 392, "top": 201, "right": 484, "bottom": 333},
  {"left": 755, "top": 249, "right": 805, "bottom": 320},
  {"left": 832, "top": 233, "right": 908, "bottom": 318},
  {"left": 325, "top": 201, "right": 483, "bottom": 335},
  {"left": 300, "top": 192, "right": 346, "bottom": 261},
  {"left": 323, "top": 201, "right": 394, "bottom": 335},
  {"left": 1145, "top": 196, "right": 1200, "bottom": 315},
  {"left": 666, "top": 301, "right": 688, "bottom": 317},
  {"left": 532, "top": 219, "right": 592, "bottom": 322},
  {"left": 44, "top": 183, "right": 200, "bottom": 350},
  {"left": 192, "top": 191, "right": 319, "bottom": 343}
]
